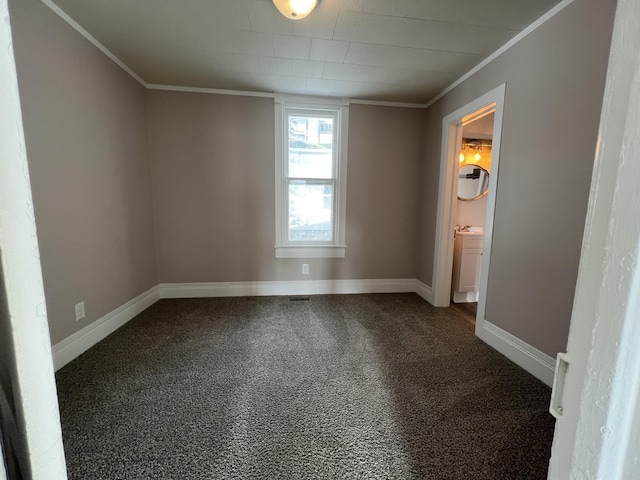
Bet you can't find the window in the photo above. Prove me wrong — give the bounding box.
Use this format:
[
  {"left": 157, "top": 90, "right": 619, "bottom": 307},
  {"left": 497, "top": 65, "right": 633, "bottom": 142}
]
[{"left": 274, "top": 96, "right": 349, "bottom": 258}]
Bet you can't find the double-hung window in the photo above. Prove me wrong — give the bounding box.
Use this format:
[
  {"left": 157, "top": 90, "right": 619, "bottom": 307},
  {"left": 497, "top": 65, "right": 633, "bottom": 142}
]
[{"left": 274, "top": 96, "right": 349, "bottom": 258}]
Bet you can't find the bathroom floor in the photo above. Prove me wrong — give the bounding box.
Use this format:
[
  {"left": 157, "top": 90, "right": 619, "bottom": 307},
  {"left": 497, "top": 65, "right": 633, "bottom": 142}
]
[{"left": 450, "top": 302, "right": 477, "bottom": 324}]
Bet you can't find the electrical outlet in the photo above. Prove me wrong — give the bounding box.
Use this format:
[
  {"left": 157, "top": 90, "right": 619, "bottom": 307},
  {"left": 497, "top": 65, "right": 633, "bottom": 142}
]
[
  {"left": 302, "top": 263, "right": 309, "bottom": 275},
  {"left": 75, "top": 301, "right": 85, "bottom": 321}
]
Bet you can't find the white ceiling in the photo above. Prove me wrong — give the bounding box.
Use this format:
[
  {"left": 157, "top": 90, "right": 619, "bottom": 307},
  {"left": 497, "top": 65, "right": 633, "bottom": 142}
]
[
  {"left": 48, "top": 0, "right": 562, "bottom": 103},
  {"left": 463, "top": 112, "right": 495, "bottom": 139}
]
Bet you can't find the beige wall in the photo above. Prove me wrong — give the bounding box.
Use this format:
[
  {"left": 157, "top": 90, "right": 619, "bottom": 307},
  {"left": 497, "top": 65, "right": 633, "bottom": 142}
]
[
  {"left": 9, "top": 0, "right": 158, "bottom": 344},
  {"left": 418, "top": 0, "right": 616, "bottom": 356},
  {"left": 456, "top": 196, "right": 487, "bottom": 228},
  {"left": 148, "top": 91, "right": 423, "bottom": 283},
  {"left": 7, "top": 0, "right": 616, "bottom": 363}
]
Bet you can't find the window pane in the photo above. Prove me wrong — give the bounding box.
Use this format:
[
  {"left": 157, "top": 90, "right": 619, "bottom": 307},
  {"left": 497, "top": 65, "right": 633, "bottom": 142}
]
[
  {"left": 289, "top": 182, "right": 333, "bottom": 242},
  {"left": 288, "top": 115, "right": 333, "bottom": 179}
]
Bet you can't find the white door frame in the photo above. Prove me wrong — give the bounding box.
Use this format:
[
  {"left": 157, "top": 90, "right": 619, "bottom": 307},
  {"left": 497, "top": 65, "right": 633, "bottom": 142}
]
[
  {"left": 0, "top": 1, "right": 67, "bottom": 478},
  {"left": 0, "top": 437, "right": 6, "bottom": 480},
  {"left": 431, "top": 84, "right": 506, "bottom": 333},
  {"left": 548, "top": 0, "right": 640, "bottom": 476}
]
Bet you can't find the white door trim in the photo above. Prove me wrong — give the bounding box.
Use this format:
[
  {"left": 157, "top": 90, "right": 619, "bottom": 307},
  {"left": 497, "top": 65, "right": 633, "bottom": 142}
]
[
  {"left": 548, "top": 0, "right": 640, "bottom": 477},
  {"left": 430, "top": 85, "right": 552, "bottom": 384},
  {"left": 0, "top": 435, "right": 7, "bottom": 480},
  {"left": 432, "top": 84, "right": 506, "bottom": 312},
  {"left": 0, "top": 0, "right": 67, "bottom": 477}
]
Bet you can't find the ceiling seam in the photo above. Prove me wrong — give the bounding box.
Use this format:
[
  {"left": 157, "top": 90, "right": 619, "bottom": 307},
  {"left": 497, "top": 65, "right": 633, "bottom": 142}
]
[{"left": 338, "top": 9, "right": 524, "bottom": 32}]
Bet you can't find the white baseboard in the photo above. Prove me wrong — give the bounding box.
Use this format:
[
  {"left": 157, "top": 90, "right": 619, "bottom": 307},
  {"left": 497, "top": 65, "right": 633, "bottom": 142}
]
[
  {"left": 413, "top": 279, "right": 435, "bottom": 305},
  {"left": 159, "top": 278, "right": 419, "bottom": 299},
  {"left": 452, "top": 290, "right": 479, "bottom": 303},
  {"left": 52, "top": 285, "right": 160, "bottom": 371},
  {"left": 477, "top": 320, "right": 556, "bottom": 387},
  {"left": 51, "top": 279, "right": 425, "bottom": 370},
  {"left": 53, "top": 279, "right": 555, "bottom": 388}
]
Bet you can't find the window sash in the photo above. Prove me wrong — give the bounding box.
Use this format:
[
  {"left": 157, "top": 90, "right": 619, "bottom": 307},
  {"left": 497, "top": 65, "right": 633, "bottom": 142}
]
[
  {"left": 285, "top": 110, "right": 338, "bottom": 180},
  {"left": 284, "top": 109, "right": 338, "bottom": 246},
  {"left": 286, "top": 178, "right": 336, "bottom": 245},
  {"left": 274, "top": 95, "right": 348, "bottom": 258}
]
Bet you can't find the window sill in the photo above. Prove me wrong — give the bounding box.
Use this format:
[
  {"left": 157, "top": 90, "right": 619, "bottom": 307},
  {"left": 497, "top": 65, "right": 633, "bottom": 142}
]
[{"left": 275, "top": 245, "right": 346, "bottom": 259}]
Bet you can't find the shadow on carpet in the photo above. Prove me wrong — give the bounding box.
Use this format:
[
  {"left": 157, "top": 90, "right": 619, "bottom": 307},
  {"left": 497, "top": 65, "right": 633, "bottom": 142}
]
[{"left": 56, "top": 293, "right": 555, "bottom": 479}]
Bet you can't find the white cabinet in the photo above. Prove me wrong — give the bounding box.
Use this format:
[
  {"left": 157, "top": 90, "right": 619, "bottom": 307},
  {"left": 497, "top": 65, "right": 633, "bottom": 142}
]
[{"left": 451, "top": 232, "right": 484, "bottom": 303}]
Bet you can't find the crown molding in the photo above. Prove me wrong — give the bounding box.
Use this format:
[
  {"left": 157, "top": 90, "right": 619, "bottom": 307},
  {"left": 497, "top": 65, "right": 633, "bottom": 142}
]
[
  {"left": 40, "top": 0, "right": 146, "bottom": 87},
  {"left": 349, "top": 99, "right": 427, "bottom": 109},
  {"left": 41, "top": 0, "right": 575, "bottom": 109},
  {"left": 146, "top": 83, "right": 275, "bottom": 98},
  {"left": 424, "top": 0, "right": 576, "bottom": 108}
]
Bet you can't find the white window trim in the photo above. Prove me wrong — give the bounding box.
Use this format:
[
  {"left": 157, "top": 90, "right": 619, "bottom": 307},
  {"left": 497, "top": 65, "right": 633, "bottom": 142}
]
[{"left": 274, "top": 94, "right": 349, "bottom": 259}]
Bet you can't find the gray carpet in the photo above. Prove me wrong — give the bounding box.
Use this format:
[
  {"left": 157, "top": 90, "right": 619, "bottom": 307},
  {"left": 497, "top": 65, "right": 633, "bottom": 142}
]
[{"left": 56, "top": 293, "right": 555, "bottom": 479}]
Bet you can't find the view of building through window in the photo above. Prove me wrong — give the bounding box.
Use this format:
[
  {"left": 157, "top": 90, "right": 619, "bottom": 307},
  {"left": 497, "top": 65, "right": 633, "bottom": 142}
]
[{"left": 287, "top": 114, "right": 335, "bottom": 242}]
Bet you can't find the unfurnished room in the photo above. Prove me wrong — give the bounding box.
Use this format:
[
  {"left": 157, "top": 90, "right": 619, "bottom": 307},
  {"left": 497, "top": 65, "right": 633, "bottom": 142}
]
[{"left": 2, "top": 0, "right": 640, "bottom": 479}]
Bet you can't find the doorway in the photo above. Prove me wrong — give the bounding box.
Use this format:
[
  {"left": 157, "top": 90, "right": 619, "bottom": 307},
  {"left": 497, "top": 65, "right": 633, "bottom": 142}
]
[
  {"left": 431, "top": 85, "right": 506, "bottom": 339},
  {"left": 450, "top": 112, "right": 494, "bottom": 323}
]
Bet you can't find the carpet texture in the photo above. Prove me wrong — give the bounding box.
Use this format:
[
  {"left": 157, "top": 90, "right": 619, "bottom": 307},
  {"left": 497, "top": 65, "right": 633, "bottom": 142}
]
[{"left": 56, "top": 293, "right": 555, "bottom": 479}]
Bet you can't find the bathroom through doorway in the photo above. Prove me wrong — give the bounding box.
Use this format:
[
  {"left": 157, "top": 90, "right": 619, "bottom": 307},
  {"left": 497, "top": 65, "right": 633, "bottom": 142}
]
[
  {"left": 450, "top": 112, "right": 495, "bottom": 322},
  {"left": 431, "top": 85, "right": 505, "bottom": 340}
]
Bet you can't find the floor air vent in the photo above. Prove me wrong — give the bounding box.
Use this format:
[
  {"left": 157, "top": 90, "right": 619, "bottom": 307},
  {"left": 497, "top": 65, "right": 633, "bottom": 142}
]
[{"left": 289, "top": 297, "right": 310, "bottom": 302}]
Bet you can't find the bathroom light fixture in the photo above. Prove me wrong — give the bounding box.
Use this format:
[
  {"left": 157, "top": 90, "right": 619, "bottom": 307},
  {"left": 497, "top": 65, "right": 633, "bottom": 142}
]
[
  {"left": 460, "top": 139, "right": 492, "bottom": 164},
  {"left": 273, "top": 0, "right": 317, "bottom": 20}
]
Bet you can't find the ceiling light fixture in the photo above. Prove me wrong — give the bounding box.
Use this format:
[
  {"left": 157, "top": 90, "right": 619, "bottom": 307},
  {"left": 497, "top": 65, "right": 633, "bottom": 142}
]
[{"left": 273, "top": 0, "right": 318, "bottom": 20}]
